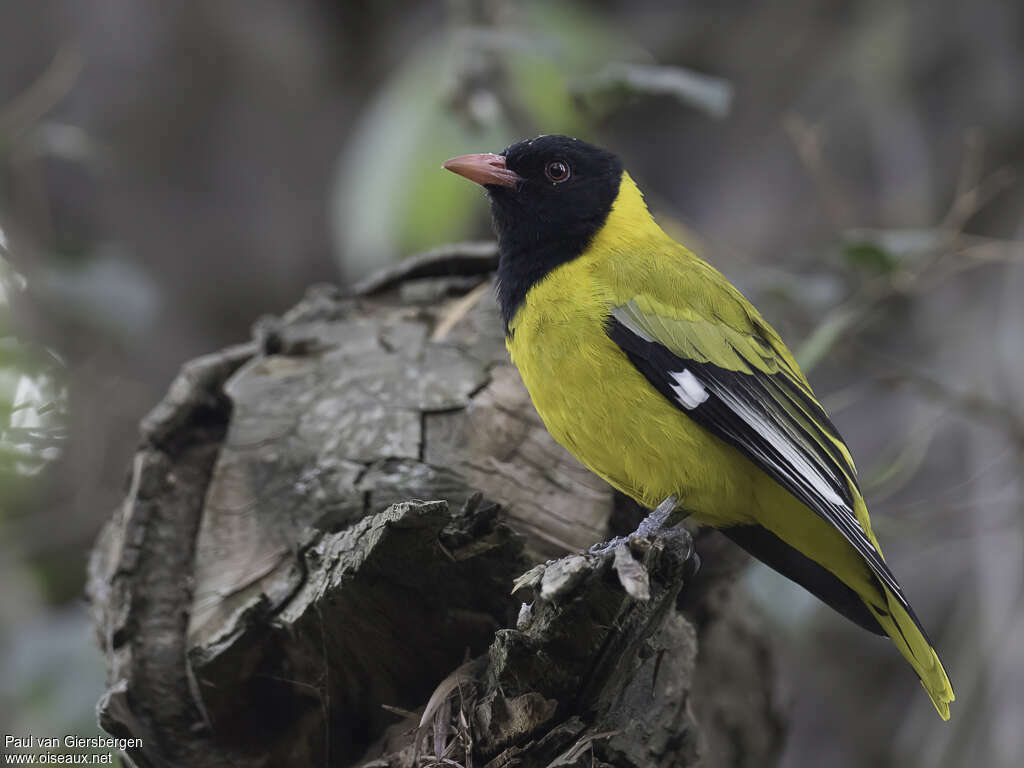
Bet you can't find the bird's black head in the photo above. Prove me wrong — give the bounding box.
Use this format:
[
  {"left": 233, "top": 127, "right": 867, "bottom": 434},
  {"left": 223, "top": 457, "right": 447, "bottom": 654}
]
[{"left": 444, "top": 135, "right": 623, "bottom": 328}]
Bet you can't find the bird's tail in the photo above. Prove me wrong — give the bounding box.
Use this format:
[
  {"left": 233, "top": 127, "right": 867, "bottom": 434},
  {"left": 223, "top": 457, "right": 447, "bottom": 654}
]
[
  {"left": 866, "top": 586, "right": 955, "bottom": 720},
  {"left": 751, "top": 481, "right": 954, "bottom": 718}
]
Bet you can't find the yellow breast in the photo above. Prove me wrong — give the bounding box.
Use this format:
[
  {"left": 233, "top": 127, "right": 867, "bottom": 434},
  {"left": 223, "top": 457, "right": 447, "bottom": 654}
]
[{"left": 505, "top": 181, "right": 758, "bottom": 521}]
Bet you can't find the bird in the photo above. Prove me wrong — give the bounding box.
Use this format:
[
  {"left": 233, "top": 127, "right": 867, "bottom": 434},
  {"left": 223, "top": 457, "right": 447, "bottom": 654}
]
[{"left": 442, "top": 134, "right": 954, "bottom": 720}]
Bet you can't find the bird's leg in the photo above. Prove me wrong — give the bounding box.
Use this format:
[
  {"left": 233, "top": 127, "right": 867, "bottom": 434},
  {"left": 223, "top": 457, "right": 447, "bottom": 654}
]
[
  {"left": 589, "top": 494, "right": 690, "bottom": 556},
  {"left": 634, "top": 494, "right": 681, "bottom": 538}
]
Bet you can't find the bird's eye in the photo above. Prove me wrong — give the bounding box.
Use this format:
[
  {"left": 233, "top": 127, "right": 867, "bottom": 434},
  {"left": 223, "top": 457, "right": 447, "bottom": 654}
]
[{"left": 545, "top": 160, "right": 571, "bottom": 184}]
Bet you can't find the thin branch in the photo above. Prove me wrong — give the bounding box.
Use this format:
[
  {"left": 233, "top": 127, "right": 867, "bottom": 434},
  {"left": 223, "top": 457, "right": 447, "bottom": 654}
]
[
  {"left": 0, "top": 43, "right": 84, "bottom": 145},
  {"left": 573, "top": 62, "right": 733, "bottom": 120}
]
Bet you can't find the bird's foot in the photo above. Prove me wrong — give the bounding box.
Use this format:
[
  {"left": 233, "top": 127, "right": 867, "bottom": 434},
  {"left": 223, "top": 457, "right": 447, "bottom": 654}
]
[
  {"left": 588, "top": 535, "right": 627, "bottom": 557},
  {"left": 585, "top": 495, "right": 696, "bottom": 600},
  {"left": 589, "top": 495, "right": 691, "bottom": 557}
]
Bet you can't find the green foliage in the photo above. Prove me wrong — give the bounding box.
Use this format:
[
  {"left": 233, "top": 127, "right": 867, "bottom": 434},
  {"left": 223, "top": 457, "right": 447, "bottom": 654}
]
[
  {"left": 843, "top": 240, "right": 899, "bottom": 275},
  {"left": 330, "top": 1, "right": 648, "bottom": 282}
]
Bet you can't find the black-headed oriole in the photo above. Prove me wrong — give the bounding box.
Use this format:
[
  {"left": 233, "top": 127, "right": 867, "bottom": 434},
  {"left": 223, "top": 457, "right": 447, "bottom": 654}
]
[{"left": 443, "top": 135, "right": 954, "bottom": 719}]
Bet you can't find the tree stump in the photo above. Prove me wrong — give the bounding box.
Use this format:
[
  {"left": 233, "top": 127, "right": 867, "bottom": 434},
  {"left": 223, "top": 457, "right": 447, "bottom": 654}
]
[{"left": 87, "top": 248, "right": 784, "bottom": 768}]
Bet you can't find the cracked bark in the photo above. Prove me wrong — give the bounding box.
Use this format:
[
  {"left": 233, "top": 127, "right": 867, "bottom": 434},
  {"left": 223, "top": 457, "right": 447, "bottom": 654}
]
[{"left": 87, "top": 252, "right": 785, "bottom": 768}]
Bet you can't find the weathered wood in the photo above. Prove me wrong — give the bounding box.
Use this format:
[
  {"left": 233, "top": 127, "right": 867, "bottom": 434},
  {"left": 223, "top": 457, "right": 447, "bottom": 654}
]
[
  {"left": 89, "top": 344, "right": 256, "bottom": 768},
  {"left": 87, "top": 253, "right": 784, "bottom": 768},
  {"left": 360, "top": 528, "right": 699, "bottom": 767},
  {"left": 351, "top": 241, "right": 498, "bottom": 297}
]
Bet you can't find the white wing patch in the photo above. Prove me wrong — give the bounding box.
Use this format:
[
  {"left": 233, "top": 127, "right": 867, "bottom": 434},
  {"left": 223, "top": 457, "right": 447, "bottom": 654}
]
[
  {"left": 607, "top": 304, "right": 909, "bottom": 603},
  {"left": 707, "top": 380, "right": 904, "bottom": 597},
  {"left": 670, "top": 369, "right": 709, "bottom": 409},
  {"left": 711, "top": 385, "right": 844, "bottom": 506}
]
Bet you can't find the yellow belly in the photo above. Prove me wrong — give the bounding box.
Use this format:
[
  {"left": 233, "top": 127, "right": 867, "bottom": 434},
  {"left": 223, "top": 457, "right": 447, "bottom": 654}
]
[{"left": 506, "top": 258, "right": 757, "bottom": 524}]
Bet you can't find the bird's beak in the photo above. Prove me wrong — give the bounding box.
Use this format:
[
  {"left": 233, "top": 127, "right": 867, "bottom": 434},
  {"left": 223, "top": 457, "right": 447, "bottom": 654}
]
[{"left": 442, "top": 153, "right": 521, "bottom": 188}]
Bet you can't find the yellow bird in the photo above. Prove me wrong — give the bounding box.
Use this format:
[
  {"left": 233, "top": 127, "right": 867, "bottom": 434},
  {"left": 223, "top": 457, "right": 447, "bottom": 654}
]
[{"left": 443, "top": 135, "right": 954, "bottom": 719}]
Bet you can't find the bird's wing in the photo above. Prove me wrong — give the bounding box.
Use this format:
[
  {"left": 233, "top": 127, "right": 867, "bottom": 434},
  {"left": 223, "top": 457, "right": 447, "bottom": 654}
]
[{"left": 606, "top": 293, "right": 910, "bottom": 605}]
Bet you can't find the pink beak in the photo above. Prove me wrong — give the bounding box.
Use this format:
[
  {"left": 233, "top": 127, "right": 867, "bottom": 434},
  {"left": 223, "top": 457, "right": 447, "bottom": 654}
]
[{"left": 442, "top": 153, "right": 521, "bottom": 188}]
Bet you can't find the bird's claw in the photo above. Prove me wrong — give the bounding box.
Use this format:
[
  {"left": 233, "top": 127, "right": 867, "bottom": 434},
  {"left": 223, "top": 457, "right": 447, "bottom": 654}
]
[
  {"left": 588, "top": 535, "right": 627, "bottom": 557},
  {"left": 589, "top": 495, "right": 694, "bottom": 561}
]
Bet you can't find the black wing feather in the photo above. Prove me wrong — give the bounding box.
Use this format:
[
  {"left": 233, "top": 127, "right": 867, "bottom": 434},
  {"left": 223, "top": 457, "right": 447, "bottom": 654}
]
[{"left": 607, "top": 314, "right": 925, "bottom": 631}]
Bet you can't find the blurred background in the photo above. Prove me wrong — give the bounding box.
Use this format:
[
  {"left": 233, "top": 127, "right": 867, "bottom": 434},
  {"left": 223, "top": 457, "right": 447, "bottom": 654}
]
[{"left": 1, "top": 0, "right": 1021, "bottom": 765}]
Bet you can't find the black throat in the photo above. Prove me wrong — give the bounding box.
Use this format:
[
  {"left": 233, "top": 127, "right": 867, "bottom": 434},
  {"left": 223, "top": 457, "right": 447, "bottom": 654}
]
[
  {"left": 482, "top": 136, "right": 623, "bottom": 332},
  {"left": 493, "top": 217, "right": 608, "bottom": 331}
]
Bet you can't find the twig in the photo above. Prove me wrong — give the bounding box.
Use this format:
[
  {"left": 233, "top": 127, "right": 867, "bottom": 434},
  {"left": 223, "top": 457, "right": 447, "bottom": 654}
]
[
  {"left": 0, "top": 43, "right": 83, "bottom": 144},
  {"left": 850, "top": 336, "right": 1024, "bottom": 450},
  {"left": 446, "top": 1, "right": 536, "bottom": 134},
  {"left": 879, "top": 368, "right": 1024, "bottom": 450},
  {"left": 432, "top": 281, "right": 491, "bottom": 341},
  {"left": 574, "top": 62, "right": 733, "bottom": 120},
  {"left": 783, "top": 113, "right": 855, "bottom": 228},
  {"left": 942, "top": 128, "right": 1017, "bottom": 233}
]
